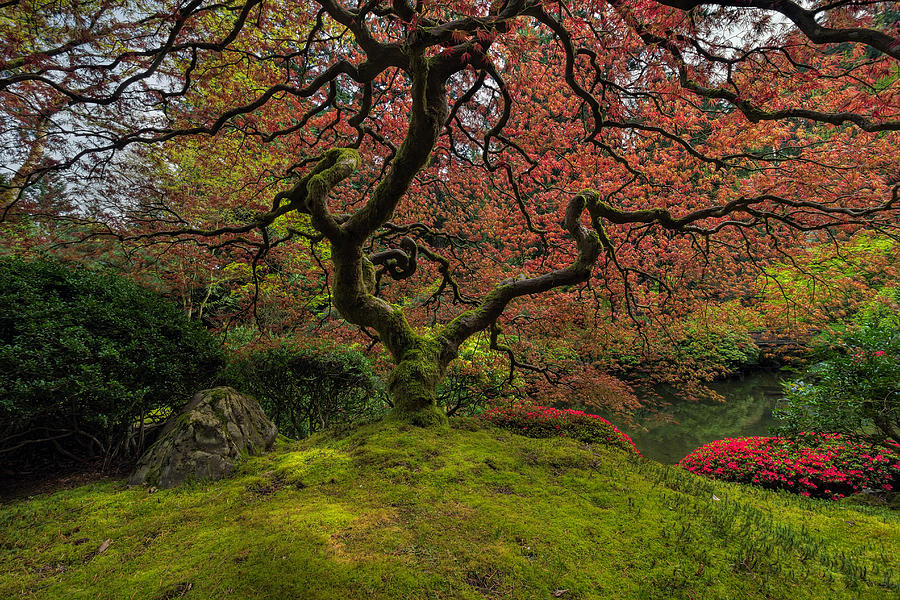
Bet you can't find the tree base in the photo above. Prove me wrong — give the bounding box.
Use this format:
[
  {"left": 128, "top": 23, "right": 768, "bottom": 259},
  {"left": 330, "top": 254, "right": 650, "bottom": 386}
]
[{"left": 386, "top": 404, "right": 448, "bottom": 428}]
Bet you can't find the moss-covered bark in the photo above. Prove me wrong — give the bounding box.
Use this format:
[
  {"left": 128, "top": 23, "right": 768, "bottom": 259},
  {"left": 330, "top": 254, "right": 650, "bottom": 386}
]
[
  {"left": 386, "top": 336, "right": 451, "bottom": 426},
  {"left": 279, "top": 44, "right": 603, "bottom": 427},
  {"left": 307, "top": 49, "right": 454, "bottom": 424}
]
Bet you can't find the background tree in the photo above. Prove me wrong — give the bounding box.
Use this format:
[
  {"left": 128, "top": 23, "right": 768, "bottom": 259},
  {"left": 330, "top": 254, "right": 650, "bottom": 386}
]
[
  {"left": 777, "top": 292, "right": 900, "bottom": 448},
  {"left": 1, "top": 0, "right": 898, "bottom": 424}
]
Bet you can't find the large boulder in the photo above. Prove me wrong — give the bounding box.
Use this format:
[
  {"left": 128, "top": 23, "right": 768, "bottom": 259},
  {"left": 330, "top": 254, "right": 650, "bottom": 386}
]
[{"left": 129, "top": 387, "right": 277, "bottom": 489}]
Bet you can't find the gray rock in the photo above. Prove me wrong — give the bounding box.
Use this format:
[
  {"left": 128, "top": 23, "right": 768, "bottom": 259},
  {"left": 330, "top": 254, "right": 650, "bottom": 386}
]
[{"left": 129, "top": 387, "right": 277, "bottom": 489}]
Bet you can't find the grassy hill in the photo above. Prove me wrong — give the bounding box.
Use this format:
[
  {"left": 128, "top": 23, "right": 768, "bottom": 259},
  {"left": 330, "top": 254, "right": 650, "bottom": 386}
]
[{"left": 1, "top": 418, "right": 898, "bottom": 599}]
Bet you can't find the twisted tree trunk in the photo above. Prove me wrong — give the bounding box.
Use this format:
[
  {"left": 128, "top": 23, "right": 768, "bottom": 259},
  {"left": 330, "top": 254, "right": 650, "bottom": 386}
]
[{"left": 272, "top": 44, "right": 607, "bottom": 425}]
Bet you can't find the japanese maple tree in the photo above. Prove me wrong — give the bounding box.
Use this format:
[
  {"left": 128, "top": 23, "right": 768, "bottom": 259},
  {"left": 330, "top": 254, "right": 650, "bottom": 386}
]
[{"left": 1, "top": 0, "right": 898, "bottom": 424}]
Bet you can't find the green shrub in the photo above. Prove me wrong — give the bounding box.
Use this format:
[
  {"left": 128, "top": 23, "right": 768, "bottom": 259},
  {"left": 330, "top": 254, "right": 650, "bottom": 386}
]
[
  {"left": 776, "top": 311, "right": 900, "bottom": 446},
  {"left": 437, "top": 342, "right": 523, "bottom": 416},
  {"left": 667, "top": 327, "right": 760, "bottom": 380},
  {"left": 0, "top": 257, "right": 225, "bottom": 464},
  {"left": 223, "top": 344, "right": 386, "bottom": 439}
]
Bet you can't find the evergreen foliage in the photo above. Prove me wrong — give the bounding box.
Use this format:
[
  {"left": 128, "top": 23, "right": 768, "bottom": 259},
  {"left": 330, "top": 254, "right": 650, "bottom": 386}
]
[
  {"left": 0, "top": 257, "right": 225, "bottom": 463},
  {"left": 777, "top": 294, "right": 900, "bottom": 446},
  {"left": 223, "top": 344, "right": 386, "bottom": 439}
]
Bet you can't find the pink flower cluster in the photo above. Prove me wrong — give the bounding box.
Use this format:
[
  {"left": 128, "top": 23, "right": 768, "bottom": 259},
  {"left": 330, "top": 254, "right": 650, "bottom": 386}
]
[
  {"left": 680, "top": 434, "right": 900, "bottom": 500},
  {"left": 482, "top": 404, "right": 640, "bottom": 456}
]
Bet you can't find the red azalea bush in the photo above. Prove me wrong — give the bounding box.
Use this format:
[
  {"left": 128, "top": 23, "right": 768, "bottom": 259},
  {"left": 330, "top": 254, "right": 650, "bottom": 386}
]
[
  {"left": 481, "top": 404, "right": 640, "bottom": 456},
  {"left": 679, "top": 434, "right": 900, "bottom": 500}
]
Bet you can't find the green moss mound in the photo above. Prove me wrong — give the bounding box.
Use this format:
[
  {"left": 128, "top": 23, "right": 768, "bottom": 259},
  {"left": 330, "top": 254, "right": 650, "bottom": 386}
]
[{"left": 1, "top": 419, "right": 898, "bottom": 599}]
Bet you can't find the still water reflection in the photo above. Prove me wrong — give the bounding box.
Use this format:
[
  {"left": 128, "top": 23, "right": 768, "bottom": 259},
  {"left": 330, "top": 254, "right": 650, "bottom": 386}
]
[{"left": 610, "top": 372, "right": 787, "bottom": 464}]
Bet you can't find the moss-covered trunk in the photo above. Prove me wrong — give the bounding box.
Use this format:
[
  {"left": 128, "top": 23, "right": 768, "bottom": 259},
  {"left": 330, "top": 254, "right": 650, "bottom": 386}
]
[
  {"left": 387, "top": 338, "right": 448, "bottom": 427},
  {"left": 282, "top": 51, "right": 459, "bottom": 428}
]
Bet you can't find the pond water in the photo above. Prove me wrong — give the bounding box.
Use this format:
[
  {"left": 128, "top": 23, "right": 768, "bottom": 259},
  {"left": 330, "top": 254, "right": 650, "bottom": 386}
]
[{"left": 606, "top": 371, "right": 788, "bottom": 464}]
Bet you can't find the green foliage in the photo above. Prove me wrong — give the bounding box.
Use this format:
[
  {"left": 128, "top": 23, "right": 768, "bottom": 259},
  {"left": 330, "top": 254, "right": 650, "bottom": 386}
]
[
  {"left": 757, "top": 234, "right": 898, "bottom": 331},
  {"left": 776, "top": 298, "right": 900, "bottom": 446},
  {"left": 223, "top": 344, "right": 386, "bottom": 439},
  {"left": 437, "top": 340, "right": 523, "bottom": 416},
  {"left": 1, "top": 420, "right": 899, "bottom": 598},
  {"left": 0, "top": 257, "right": 225, "bottom": 462},
  {"left": 672, "top": 326, "right": 760, "bottom": 376},
  {"left": 598, "top": 303, "right": 761, "bottom": 384}
]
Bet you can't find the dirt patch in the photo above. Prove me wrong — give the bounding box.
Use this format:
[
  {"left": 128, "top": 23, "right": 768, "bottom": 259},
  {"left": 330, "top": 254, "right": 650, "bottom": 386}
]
[
  {"left": 154, "top": 582, "right": 193, "bottom": 599},
  {"left": 465, "top": 567, "right": 506, "bottom": 597},
  {"left": 247, "top": 472, "right": 289, "bottom": 497},
  {"left": 328, "top": 510, "right": 400, "bottom": 563},
  {"left": 0, "top": 460, "right": 129, "bottom": 504}
]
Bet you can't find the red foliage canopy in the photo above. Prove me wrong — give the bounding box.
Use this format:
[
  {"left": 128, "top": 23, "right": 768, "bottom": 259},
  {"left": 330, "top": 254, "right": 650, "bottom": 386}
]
[{"left": 1, "top": 0, "right": 898, "bottom": 415}]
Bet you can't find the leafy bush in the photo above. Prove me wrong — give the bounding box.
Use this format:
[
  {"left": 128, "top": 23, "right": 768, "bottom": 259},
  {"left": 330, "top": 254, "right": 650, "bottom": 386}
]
[
  {"left": 679, "top": 434, "right": 900, "bottom": 500},
  {"left": 667, "top": 327, "right": 760, "bottom": 381},
  {"left": 482, "top": 404, "right": 640, "bottom": 456},
  {"left": 0, "top": 258, "right": 225, "bottom": 464},
  {"left": 437, "top": 342, "right": 523, "bottom": 416},
  {"left": 224, "top": 344, "right": 386, "bottom": 439},
  {"left": 619, "top": 304, "right": 763, "bottom": 383},
  {"left": 776, "top": 311, "right": 900, "bottom": 446}
]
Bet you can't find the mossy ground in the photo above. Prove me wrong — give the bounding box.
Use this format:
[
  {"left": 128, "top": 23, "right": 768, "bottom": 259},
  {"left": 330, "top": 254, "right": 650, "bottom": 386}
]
[{"left": 1, "top": 419, "right": 898, "bottom": 599}]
